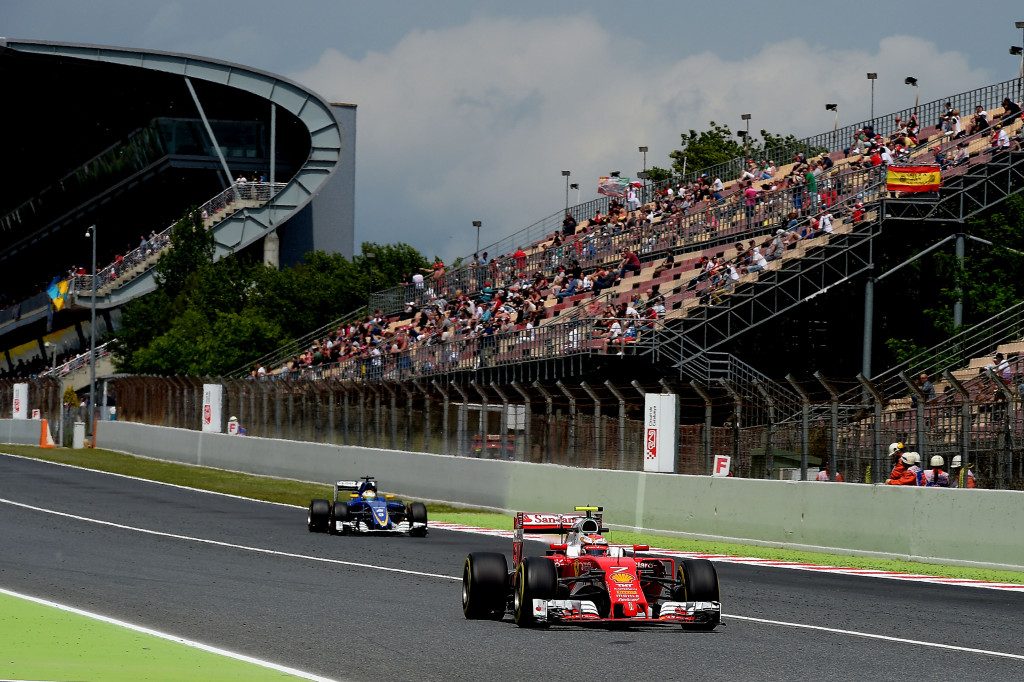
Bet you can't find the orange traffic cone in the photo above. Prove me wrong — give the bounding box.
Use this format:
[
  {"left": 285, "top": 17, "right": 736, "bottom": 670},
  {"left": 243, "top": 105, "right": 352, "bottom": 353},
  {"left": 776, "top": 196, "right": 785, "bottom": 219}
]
[{"left": 39, "top": 418, "right": 56, "bottom": 449}]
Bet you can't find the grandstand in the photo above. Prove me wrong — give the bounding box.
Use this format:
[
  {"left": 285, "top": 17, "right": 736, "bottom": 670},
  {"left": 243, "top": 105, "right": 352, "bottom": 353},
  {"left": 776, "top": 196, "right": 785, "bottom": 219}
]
[
  {"left": 0, "top": 39, "right": 355, "bottom": 379},
  {"left": 4, "top": 57, "right": 1021, "bottom": 487},
  {"left": 168, "top": 74, "right": 1024, "bottom": 490}
]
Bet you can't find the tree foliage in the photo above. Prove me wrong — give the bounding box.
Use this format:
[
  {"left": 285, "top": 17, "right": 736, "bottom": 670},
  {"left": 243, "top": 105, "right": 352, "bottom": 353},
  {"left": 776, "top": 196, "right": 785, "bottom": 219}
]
[
  {"left": 668, "top": 122, "right": 828, "bottom": 178},
  {"left": 884, "top": 195, "right": 1024, "bottom": 364},
  {"left": 112, "top": 207, "right": 428, "bottom": 377}
]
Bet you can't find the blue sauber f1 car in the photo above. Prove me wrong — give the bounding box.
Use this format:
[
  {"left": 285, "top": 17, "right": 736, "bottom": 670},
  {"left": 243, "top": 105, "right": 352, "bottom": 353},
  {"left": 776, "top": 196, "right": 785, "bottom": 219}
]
[{"left": 307, "top": 476, "right": 428, "bottom": 537}]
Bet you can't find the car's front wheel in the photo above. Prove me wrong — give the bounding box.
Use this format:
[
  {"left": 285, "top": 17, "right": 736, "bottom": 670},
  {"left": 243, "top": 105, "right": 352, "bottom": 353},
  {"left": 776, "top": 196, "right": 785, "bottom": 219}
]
[
  {"left": 673, "top": 558, "right": 720, "bottom": 631},
  {"left": 514, "top": 557, "right": 557, "bottom": 628},
  {"left": 329, "top": 501, "right": 350, "bottom": 535},
  {"left": 407, "top": 502, "right": 428, "bottom": 537},
  {"left": 307, "top": 499, "right": 330, "bottom": 533},
  {"left": 463, "top": 552, "right": 508, "bottom": 620}
]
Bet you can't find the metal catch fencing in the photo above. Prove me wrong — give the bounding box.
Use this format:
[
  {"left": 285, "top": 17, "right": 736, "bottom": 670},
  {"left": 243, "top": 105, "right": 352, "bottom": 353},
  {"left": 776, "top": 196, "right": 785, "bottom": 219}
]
[{"left": 99, "top": 372, "right": 1023, "bottom": 489}]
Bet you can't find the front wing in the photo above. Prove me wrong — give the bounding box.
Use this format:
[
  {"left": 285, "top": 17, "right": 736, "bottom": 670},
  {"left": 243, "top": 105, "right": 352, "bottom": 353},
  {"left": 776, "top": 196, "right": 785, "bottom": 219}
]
[{"left": 531, "top": 599, "right": 720, "bottom": 626}]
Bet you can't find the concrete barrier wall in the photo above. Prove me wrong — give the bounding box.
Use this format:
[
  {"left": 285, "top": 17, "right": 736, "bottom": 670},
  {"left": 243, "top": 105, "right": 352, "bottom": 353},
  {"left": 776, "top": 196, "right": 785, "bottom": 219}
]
[
  {"left": 25, "top": 420, "right": 1019, "bottom": 570},
  {"left": 0, "top": 418, "right": 45, "bottom": 446}
]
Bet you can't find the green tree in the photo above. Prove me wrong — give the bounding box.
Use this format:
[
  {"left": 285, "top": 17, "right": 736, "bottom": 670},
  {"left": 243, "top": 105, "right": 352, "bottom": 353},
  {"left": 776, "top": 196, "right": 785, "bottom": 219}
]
[
  {"left": 669, "top": 123, "right": 829, "bottom": 179},
  {"left": 154, "top": 210, "right": 214, "bottom": 298},
  {"left": 669, "top": 121, "right": 746, "bottom": 176}
]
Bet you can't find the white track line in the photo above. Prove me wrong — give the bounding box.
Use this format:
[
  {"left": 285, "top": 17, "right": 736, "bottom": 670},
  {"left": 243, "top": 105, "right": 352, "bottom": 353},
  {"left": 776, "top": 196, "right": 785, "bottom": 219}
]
[
  {"left": 0, "top": 497, "right": 458, "bottom": 582},
  {"left": 2, "top": 495, "right": 1022, "bottom": 661},
  {"left": 0, "top": 585, "right": 339, "bottom": 682},
  {"left": 4, "top": 451, "right": 1023, "bottom": 592},
  {"left": 724, "top": 614, "right": 1024, "bottom": 662}
]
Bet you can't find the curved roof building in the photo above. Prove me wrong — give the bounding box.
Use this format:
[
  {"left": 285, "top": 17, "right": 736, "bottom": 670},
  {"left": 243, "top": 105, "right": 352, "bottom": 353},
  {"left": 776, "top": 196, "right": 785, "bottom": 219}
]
[{"left": 0, "top": 39, "right": 354, "bottom": 369}]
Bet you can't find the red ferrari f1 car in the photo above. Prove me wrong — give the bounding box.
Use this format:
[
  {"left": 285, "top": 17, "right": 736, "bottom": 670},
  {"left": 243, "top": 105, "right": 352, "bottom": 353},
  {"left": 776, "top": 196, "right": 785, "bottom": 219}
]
[{"left": 462, "top": 507, "right": 721, "bottom": 629}]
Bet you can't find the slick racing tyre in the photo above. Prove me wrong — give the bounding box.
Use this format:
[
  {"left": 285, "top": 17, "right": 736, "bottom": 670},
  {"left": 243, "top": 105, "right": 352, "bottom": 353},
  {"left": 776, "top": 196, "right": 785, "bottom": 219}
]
[
  {"left": 514, "top": 557, "right": 558, "bottom": 628},
  {"left": 462, "top": 552, "right": 508, "bottom": 620},
  {"left": 329, "top": 501, "right": 350, "bottom": 535},
  {"left": 407, "top": 502, "right": 428, "bottom": 537},
  {"left": 674, "top": 558, "right": 721, "bottom": 631},
  {"left": 307, "top": 499, "right": 330, "bottom": 533}
]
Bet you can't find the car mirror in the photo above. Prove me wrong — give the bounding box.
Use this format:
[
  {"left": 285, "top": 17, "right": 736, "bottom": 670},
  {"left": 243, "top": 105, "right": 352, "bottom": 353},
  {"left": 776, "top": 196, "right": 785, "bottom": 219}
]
[{"left": 632, "top": 544, "right": 650, "bottom": 552}]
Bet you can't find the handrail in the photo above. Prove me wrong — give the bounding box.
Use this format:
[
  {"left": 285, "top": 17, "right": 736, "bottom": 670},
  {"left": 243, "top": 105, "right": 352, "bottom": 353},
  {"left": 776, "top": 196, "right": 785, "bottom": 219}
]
[
  {"left": 71, "top": 181, "right": 285, "bottom": 297},
  {"left": 39, "top": 339, "right": 116, "bottom": 378}
]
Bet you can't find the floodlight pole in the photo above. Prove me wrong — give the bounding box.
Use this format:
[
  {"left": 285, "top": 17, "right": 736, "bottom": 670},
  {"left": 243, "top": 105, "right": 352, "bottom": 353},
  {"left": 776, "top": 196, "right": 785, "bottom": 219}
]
[
  {"left": 867, "top": 73, "right": 878, "bottom": 132},
  {"left": 88, "top": 224, "right": 97, "bottom": 439}
]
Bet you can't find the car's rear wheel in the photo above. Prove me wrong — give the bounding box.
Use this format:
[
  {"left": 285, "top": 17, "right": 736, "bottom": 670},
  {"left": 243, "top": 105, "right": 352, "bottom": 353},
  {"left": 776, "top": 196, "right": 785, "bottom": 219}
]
[
  {"left": 307, "top": 499, "right": 330, "bottom": 533},
  {"left": 514, "top": 557, "right": 558, "bottom": 627},
  {"left": 462, "top": 552, "right": 508, "bottom": 620},
  {"left": 407, "top": 502, "right": 428, "bottom": 537},
  {"left": 674, "top": 558, "right": 720, "bottom": 631},
  {"left": 329, "top": 501, "right": 350, "bottom": 535}
]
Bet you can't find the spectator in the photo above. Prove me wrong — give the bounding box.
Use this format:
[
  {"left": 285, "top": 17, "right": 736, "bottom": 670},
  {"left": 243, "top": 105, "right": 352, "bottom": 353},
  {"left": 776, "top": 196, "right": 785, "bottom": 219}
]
[
  {"left": 618, "top": 249, "right": 642, "bottom": 279},
  {"left": 948, "top": 455, "right": 976, "bottom": 489},
  {"left": 562, "top": 212, "right": 578, "bottom": 237},
  {"left": 747, "top": 247, "right": 768, "bottom": 274},
  {"left": 912, "top": 373, "right": 936, "bottom": 407},
  {"left": 815, "top": 462, "right": 844, "bottom": 482},
  {"left": 743, "top": 181, "right": 759, "bottom": 227},
  {"left": 922, "top": 456, "right": 949, "bottom": 487},
  {"left": 991, "top": 124, "right": 1010, "bottom": 152},
  {"left": 513, "top": 246, "right": 527, "bottom": 272},
  {"left": 998, "top": 97, "right": 1022, "bottom": 124},
  {"left": 969, "top": 104, "right": 990, "bottom": 135},
  {"left": 953, "top": 142, "right": 970, "bottom": 166},
  {"left": 711, "top": 175, "right": 725, "bottom": 203}
]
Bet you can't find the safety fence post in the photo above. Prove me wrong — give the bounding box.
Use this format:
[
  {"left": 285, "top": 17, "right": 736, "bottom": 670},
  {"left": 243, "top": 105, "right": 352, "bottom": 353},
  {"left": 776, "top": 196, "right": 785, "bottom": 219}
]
[
  {"left": 451, "top": 383, "right": 469, "bottom": 457},
  {"left": 985, "top": 367, "right": 1014, "bottom": 489},
  {"left": 899, "top": 371, "right": 927, "bottom": 460},
  {"left": 470, "top": 380, "right": 488, "bottom": 457},
  {"left": 556, "top": 380, "right": 577, "bottom": 466},
  {"left": 533, "top": 381, "right": 554, "bottom": 464},
  {"left": 604, "top": 381, "right": 628, "bottom": 471},
  {"left": 511, "top": 381, "right": 532, "bottom": 462},
  {"left": 689, "top": 380, "right": 713, "bottom": 476},
  {"left": 814, "top": 372, "right": 841, "bottom": 481},
  {"left": 580, "top": 381, "right": 602, "bottom": 469},
  {"left": 753, "top": 380, "right": 775, "bottom": 478},
  {"left": 942, "top": 370, "right": 972, "bottom": 486},
  {"left": 785, "top": 374, "right": 810, "bottom": 481},
  {"left": 718, "top": 379, "right": 743, "bottom": 476},
  {"left": 857, "top": 374, "right": 885, "bottom": 483},
  {"left": 491, "top": 382, "right": 511, "bottom": 460},
  {"left": 431, "top": 380, "right": 450, "bottom": 456},
  {"left": 414, "top": 380, "right": 431, "bottom": 453}
]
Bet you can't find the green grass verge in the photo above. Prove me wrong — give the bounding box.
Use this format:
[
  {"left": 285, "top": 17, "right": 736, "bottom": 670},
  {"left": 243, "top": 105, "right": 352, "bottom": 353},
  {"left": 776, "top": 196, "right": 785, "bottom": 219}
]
[
  {"left": 3, "top": 444, "right": 1023, "bottom": 584},
  {"left": 0, "top": 590, "right": 301, "bottom": 681}
]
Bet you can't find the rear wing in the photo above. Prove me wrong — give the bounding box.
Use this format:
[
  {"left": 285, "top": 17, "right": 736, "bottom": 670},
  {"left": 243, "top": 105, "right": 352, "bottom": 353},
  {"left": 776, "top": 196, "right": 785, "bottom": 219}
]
[
  {"left": 512, "top": 507, "right": 605, "bottom": 565},
  {"left": 335, "top": 480, "right": 361, "bottom": 492}
]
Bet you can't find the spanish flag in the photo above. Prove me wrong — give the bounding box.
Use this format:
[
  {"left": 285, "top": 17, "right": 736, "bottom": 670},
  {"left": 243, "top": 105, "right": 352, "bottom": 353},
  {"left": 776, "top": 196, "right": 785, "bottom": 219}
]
[
  {"left": 47, "top": 277, "right": 71, "bottom": 312},
  {"left": 886, "top": 165, "right": 941, "bottom": 193}
]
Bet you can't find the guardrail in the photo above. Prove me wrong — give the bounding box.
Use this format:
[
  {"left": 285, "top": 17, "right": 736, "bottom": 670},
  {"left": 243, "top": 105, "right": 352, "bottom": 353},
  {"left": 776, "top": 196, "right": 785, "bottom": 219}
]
[
  {"left": 39, "top": 340, "right": 116, "bottom": 379},
  {"left": 72, "top": 182, "right": 284, "bottom": 296}
]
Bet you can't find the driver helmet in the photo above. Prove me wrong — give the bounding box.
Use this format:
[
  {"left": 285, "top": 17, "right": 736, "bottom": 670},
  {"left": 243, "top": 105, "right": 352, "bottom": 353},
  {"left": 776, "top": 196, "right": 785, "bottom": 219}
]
[
  {"left": 580, "top": 533, "right": 609, "bottom": 556},
  {"left": 361, "top": 489, "right": 376, "bottom": 500}
]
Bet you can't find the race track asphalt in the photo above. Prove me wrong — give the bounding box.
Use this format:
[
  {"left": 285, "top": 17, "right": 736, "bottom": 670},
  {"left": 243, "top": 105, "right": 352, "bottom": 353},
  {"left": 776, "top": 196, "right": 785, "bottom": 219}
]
[{"left": 1, "top": 453, "right": 1022, "bottom": 681}]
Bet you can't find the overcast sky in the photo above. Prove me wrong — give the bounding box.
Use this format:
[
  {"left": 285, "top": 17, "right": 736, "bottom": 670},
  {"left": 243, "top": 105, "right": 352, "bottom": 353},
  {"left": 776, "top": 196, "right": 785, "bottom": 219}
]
[{"left": 5, "top": 1, "right": 1024, "bottom": 260}]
